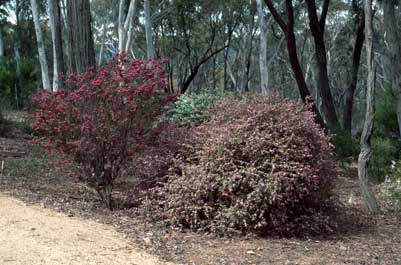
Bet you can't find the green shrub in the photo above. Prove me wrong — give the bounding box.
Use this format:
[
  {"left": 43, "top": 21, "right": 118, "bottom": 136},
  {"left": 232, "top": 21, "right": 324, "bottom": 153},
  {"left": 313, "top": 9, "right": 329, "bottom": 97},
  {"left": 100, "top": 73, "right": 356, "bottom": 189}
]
[
  {"left": 380, "top": 160, "right": 401, "bottom": 212},
  {"left": 163, "top": 91, "right": 225, "bottom": 127},
  {"left": 149, "top": 95, "right": 335, "bottom": 236},
  {"left": 375, "top": 84, "right": 399, "bottom": 137},
  {"left": 369, "top": 137, "right": 400, "bottom": 182},
  {"left": 0, "top": 57, "right": 40, "bottom": 109},
  {"left": 331, "top": 129, "right": 360, "bottom": 159}
]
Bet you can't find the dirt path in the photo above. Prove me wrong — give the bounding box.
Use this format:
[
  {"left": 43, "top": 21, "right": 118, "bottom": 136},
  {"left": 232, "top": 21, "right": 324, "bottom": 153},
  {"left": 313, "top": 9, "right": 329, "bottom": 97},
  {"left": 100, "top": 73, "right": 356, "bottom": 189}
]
[{"left": 0, "top": 195, "right": 173, "bottom": 265}]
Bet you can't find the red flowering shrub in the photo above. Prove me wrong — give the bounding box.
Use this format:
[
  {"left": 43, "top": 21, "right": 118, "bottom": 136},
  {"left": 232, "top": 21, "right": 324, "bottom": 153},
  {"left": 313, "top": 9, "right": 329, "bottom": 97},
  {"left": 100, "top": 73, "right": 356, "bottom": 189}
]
[
  {"left": 154, "top": 95, "right": 335, "bottom": 236},
  {"left": 31, "top": 54, "right": 179, "bottom": 209}
]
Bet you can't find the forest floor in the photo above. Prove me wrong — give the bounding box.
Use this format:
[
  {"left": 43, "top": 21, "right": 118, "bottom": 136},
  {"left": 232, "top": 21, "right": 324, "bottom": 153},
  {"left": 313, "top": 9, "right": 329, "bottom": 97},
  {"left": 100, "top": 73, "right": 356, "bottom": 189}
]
[{"left": 0, "top": 111, "right": 401, "bottom": 265}]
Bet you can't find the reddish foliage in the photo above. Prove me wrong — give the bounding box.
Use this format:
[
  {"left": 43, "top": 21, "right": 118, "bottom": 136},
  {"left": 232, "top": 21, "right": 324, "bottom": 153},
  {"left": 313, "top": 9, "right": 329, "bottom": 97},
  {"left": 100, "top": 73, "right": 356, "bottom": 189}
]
[
  {"left": 149, "top": 95, "right": 335, "bottom": 236},
  {"left": 31, "top": 53, "right": 179, "bottom": 209}
]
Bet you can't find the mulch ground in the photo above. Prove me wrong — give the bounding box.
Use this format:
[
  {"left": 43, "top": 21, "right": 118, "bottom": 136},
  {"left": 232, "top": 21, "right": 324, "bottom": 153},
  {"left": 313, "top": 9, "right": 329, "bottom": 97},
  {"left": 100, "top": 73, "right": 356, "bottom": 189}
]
[{"left": 0, "top": 113, "right": 400, "bottom": 265}]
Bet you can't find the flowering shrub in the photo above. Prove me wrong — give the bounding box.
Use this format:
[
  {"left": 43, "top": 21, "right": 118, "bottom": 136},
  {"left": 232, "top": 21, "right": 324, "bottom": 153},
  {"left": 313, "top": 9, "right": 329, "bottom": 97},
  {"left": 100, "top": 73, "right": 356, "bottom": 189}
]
[
  {"left": 380, "top": 160, "right": 401, "bottom": 212},
  {"left": 151, "top": 95, "right": 335, "bottom": 236},
  {"left": 31, "top": 54, "right": 179, "bottom": 209}
]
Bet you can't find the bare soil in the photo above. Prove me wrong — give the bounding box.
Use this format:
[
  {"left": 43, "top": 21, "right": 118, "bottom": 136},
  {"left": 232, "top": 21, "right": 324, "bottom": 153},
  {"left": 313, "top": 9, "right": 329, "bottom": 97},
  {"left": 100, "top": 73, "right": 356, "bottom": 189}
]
[
  {"left": 0, "top": 195, "right": 171, "bottom": 265},
  {"left": 1, "top": 112, "right": 401, "bottom": 265}
]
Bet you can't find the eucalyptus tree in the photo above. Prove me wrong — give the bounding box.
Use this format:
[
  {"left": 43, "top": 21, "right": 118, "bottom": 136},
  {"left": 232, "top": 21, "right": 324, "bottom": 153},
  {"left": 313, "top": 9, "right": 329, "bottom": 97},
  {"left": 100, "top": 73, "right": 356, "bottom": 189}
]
[
  {"left": 257, "top": 0, "right": 268, "bottom": 94},
  {"left": 358, "top": 0, "right": 379, "bottom": 213},
  {"left": 264, "top": 0, "right": 325, "bottom": 128},
  {"left": 304, "top": 0, "right": 338, "bottom": 129},
  {"left": 0, "top": 6, "right": 6, "bottom": 57},
  {"left": 30, "top": 0, "right": 51, "bottom": 90},
  {"left": 66, "top": 0, "right": 96, "bottom": 72},
  {"left": 343, "top": 0, "right": 364, "bottom": 131},
  {"left": 118, "top": 0, "right": 136, "bottom": 52},
  {"left": 383, "top": 0, "right": 401, "bottom": 138},
  {"left": 48, "top": 0, "right": 64, "bottom": 90},
  {"left": 144, "top": 0, "right": 155, "bottom": 58}
]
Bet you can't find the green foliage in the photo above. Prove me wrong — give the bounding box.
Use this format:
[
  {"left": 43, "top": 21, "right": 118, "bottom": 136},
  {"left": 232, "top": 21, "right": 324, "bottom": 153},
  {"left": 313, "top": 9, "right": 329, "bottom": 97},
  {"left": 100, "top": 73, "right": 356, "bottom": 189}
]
[
  {"left": 0, "top": 58, "right": 15, "bottom": 102},
  {"left": 331, "top": 129, "right": 360, "bottom": 159},
  {"left": 375, "top": 84, "right": 399, "bottom": 137},
  {"left": 380, "top": 160, "right": 401, "bottom": 213},
  {"left": 369, "top": 137, "right": 401, "bottom": 182},
  {"left": 0, "top": 57, "right": 40, "bottom": 109},
  {"left": 164, "top": 91, "right": 225, "bottom": 127}
]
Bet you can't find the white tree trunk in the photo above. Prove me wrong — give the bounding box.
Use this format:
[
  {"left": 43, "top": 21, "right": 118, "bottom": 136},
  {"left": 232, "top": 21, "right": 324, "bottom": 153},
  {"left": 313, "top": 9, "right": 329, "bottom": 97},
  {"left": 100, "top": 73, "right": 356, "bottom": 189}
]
[
  {"left": 118, "top": 0, "right": 126, "bottom": 51},
  {"left": 98, "top": 23, "right": 107, "bottom": 64},
  {"left": 358, "top": 0, "right": 379, "bottom": 213},
  {"left": 144, "top": 0, "right": 155, "bottom": 58},
  {"left": 118, "top": 0, "right": 136, "bottom": 52},
  {"left": 48, "top": 0, "right": 59, "bottom": 91},
  {"left": 14, "top": 47, "right": 21, "bottom": 108},
  {"left": 257, "top": 0, "right": 268, "bottom": 94},
  {"left": 0, "top": 28, "right": 4, "bottom": 57},
  {"left": 31, "top": 0, "right": 51, "bottom": 90},
  {"left": 125, "top": 0, "right": 136, "bottom": 52}
]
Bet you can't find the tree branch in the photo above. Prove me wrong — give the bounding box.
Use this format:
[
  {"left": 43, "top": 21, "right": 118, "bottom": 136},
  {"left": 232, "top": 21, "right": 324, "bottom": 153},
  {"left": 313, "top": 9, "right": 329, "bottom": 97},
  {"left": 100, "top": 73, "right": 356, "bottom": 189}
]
[
  {"left": 263, "top": 0, "right": 287, "bottom": 32},
  {"left": 319, "top": 0, "right": 330, "bottom": 31}
]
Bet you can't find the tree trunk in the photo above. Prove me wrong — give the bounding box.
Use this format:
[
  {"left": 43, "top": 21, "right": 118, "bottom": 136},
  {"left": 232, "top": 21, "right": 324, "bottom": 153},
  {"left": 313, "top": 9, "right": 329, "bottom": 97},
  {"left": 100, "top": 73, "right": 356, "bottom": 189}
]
[
  {"left": 144, "top": 0, "right": 155, "bottom": 58},
  {"left": 343, "top": 10, "right": 364, "bottom": 131},
  {"left": 125, "top": 1, "right": 136, "bottom": 52},
  {"left": 358, "top": 0, "right": 379, "bottom": 213},
  {"left": 48, "top": 0, "right": 64, "bottom": 91},
  {"left": 305, "top": 0, "right": 338, "bottom": 130},
  {"left": 60, "top": 0, "right": 73, "bottom": 73},
  {"left": 118, "top": 0, "right": 136, "bottom": 52},
  {"left": 14, "top": 47, "right": 21, "bottom": 109},
  {"left": 98, "top": 23, "right": 107, "bottom": 65},
  {"left": 0, "top": 27, "right": 4, "bottom": 57},
  {"left": 97, "top": 183, "right": 113, "bottom": 210},
  {"left": 264, "top": 0, "right": 325, "bottom": 129},
  {"left": 257, "top": 0, "right": 268, "bottom": 94},
  {"left": 31, "top": 0, "right": 51, "bottom": 90},
  {"left": 383, "top": 0, "right": 401, "bottom": 138},
  {"left": 66, "top": 0, "right": 96, "bottom": 73},
  {"left": 54, "top": 0, "right": 65, "bottom": 87}
]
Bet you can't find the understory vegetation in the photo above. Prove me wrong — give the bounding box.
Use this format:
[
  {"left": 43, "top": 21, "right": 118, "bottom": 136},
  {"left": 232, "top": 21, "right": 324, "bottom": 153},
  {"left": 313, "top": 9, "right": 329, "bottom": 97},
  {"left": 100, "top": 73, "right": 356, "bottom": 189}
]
[
  {"left": 1, "top": 0, "right": 401, "bottom": 252},
  {"left": 147, "top": 96, "right": 335, "bottom": 236}
]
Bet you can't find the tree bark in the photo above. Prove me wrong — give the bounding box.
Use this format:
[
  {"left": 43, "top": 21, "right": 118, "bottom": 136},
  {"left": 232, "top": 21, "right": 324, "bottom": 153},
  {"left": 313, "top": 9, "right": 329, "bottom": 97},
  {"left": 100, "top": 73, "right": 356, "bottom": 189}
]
[
  {"left": 30, "top": 0, "right": 51, "bottom": 90},
  {"left": 257, "top": 0, "right": 268, "bottom": 94},
  {"left": 305, "top": 0, "right": 338, "bottom": 130},
  {"left": 14, "top": 47, "right": 21, "bottom": 108},
  {"left": 125, "top": 1, "right": 136, "bottom": 52},
  {"left": 383, "top": 0, "right": 401, "bottom": 138},
  {"left": 54, "top": 0, "right": 65, "bottom": 87},
  {"left": 0, "top": 27, "right": 4, "bottom": 57},
  {"left": 358, "top": 0, "right": 379, "bottom": 213},
  {"left": 48, "top": 0, "right": 65, "bottom": 91},
  {"left": 144, "top": 0, "right": 155, "bottom": 58},
  {"left": 118, "top": 0, "right": 136, "bottom": 52},
  {"left": 98, "top": 23, "right": 107, "bottom": 65},
  {"left": 60, "top": 0, "right": 72, "bottom": 73},
  {"left": 66, "top": 0, "right": 96, "bottom": 73},
  {"left": 264, "top": 0, "right": 325, "bottom": 129},
  {"left": 343, "top": 9, "right": 364, "bottom": 131}
]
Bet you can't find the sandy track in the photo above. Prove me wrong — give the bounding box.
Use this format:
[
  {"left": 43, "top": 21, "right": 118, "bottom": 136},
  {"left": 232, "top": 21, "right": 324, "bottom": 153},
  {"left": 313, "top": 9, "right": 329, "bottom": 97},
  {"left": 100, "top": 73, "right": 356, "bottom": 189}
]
[{"left": 0, "top": 195, "right": 172, "bottom": 265}]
